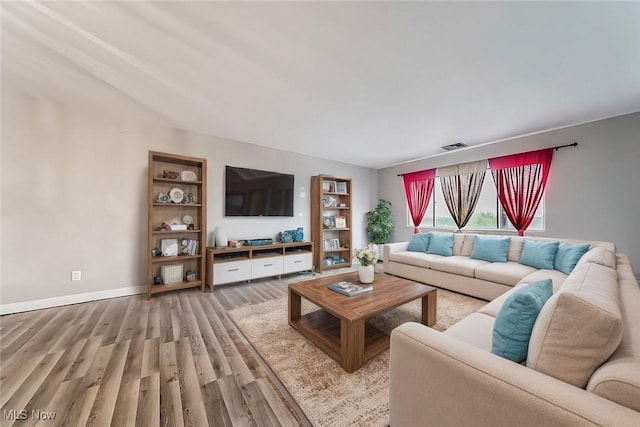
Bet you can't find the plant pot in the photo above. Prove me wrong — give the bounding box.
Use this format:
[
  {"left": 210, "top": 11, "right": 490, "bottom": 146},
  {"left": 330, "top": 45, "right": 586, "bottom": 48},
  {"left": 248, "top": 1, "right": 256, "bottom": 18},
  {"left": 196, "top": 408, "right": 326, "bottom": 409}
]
[
  {"left": 358, "top": 265, "right": 375, "bottom": 284},
  {"left": 376, "top": 244, "right": 383, "bottom": 261}
]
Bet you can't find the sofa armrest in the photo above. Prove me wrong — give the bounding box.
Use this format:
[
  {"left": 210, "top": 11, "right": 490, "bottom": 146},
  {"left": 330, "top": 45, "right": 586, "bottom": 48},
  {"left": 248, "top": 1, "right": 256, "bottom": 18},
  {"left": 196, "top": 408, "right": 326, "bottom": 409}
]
[
  {"left": 390, "top": 322, "right": 640, "bottom": 427},
  {"left": 383, "top": 242, "right": 409, "bottom": 271}
]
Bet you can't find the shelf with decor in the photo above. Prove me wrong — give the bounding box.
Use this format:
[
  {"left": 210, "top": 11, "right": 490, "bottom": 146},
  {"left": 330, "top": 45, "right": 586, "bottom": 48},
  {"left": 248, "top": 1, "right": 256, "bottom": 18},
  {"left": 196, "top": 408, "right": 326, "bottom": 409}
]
[
  {"left": 147, "top": 151, "right": 207, "bottom": 298},
  {"left": 152, "top": 229, "right": 202, "bottom": 234},
  {"left": 311, "top": 175, "right": 352, "bottom": 272}
]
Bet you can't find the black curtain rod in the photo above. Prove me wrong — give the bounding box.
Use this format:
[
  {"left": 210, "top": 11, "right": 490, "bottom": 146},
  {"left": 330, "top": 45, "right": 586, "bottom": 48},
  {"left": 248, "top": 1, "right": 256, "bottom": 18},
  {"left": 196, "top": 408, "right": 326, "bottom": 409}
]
[
  {"left": 553, "top": 142, "right": 578, "bottom": 151},
  {"left": 397, "top": 142, "right": 578, "bottom": 177}
]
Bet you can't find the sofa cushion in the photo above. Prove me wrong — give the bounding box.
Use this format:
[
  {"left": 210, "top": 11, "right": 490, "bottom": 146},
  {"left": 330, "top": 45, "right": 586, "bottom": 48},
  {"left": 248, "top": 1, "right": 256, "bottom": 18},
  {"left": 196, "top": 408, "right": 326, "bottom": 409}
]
[
  {"left": 518, "top": 269, "right": 569, "bottom": 293},
  {"left": 443, "top": 312, "right": 495, "bottom": 352},
  {"left": 408, "top": 233, "right": 430, "bottom": 252},
  {"left": 492, "top": 279, "right": 553, "bottom": 363},
  {"left": 388, "top": 251, "right": 442, "bottom": 268},
  {"left": 470, "top": 235, "right": 511, "bottom": 263},
  {"left": 527, "top": 263, "right": 623, "bottom": 388},
  {"left": 459, "top": 234, "right": 476, "bottom": 257},
  {"left": 507, "top": 236, "right": 525, "bottom": 262},
  {"left": 452, "top": 233, "right": 465, "bottom": 256},
  {"left": 427, "top": 232, "right": 454, "bottom": 256},
  {"left": 475, "top": 262, "right": 537, "bottom": 286},
  {"left": 429, "top": 256, "right": 489, "bottom": 278},
  {"left": 575, "top": 246, "right": 616, "bottom": 270},
  {"left": 554, "top": 242, "right": 590, "bottom": 274},
  {"left": 478, "top": 283, "right": 528, "bottom": 318},
  {"left": 519, "top": 239, "right": 559, "bottom": 270}
]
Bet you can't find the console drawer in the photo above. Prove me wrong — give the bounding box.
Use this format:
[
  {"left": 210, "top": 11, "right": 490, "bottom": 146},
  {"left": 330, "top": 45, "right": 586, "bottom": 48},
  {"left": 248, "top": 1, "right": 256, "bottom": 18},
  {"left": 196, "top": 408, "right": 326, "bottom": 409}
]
[
  {"left": 251, "top": 257, "right": 284, "bottom": 279},
  {"left": 214, "top": 260, "right": 251, "bottom": 285},
  {"left": 283, "top": 252, "right": 313, "bottom": 273}
]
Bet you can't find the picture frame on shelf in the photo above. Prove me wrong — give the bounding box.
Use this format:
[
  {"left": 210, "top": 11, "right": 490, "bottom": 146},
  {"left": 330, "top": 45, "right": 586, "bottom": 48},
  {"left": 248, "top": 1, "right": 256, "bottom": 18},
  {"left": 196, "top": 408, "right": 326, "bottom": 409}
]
[
  {"left": 326, "top": 180, "right": 337, "bottom": 193},
  {"left": 335, "top": 216, "right": 347, "bottom": 228},
  {"left": 322, "top": 195, "right": 338, "bottom": 207},
  {"left": 323, "top": 238, "right": 341, "bottom": 251},
  {"left": 330, "top": 238, "right": 340, "bottom": 250},
  {"left": 161, "top": 238, "right": 178, "bottom": 257},
  {"left": 323, "top": 215, "right": 336, "bottom": 229},
  {"left": 335, "top": 182, "right": 347, "bottom": 194},
  {"left": 322, "top": 180, "right": 331, "bottom": 192}
]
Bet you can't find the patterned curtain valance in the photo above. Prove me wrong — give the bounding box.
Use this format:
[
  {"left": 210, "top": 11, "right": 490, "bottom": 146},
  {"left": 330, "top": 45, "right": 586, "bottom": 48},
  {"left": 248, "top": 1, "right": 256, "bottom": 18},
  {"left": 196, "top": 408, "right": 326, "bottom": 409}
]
[
  {"left": 402, "top": 169, "right": 436, "bottom": 233},
  {"left": 488, "top": 148, "right": 554, "bottom": 236},
  {"left": 438, "top": 160, "right": 487, "bottom": 230}
]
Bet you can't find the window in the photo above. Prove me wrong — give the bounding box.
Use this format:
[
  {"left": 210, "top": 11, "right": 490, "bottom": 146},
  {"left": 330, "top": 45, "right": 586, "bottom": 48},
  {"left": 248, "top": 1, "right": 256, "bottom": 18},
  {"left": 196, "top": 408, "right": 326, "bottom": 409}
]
[
  {"left": 499, "top": 198, "right": 544, "bottom": 231},
  {"left": 406, "top": 170, "right": 544, "bottom": 231}
]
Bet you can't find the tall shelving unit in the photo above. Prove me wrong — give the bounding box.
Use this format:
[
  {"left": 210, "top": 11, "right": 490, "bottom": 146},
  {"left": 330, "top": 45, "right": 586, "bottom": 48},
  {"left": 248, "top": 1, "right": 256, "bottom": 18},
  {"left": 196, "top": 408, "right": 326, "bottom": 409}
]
[
  {"left": 311, "top": 175, "right": 352, "bottom": 272},
  {"left": 147, "top": 151, "right": 207, "bottom": 297}
]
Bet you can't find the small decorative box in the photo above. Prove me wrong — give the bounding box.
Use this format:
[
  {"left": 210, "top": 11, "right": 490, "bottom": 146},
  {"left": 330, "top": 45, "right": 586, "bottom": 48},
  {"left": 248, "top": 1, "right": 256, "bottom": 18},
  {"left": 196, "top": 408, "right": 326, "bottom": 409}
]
[
  {"left": 169, "top": 224, "right": 188, "bottom": 231},
  {"left": 161, "top": 264, "right": 183, "bottom": 285}
]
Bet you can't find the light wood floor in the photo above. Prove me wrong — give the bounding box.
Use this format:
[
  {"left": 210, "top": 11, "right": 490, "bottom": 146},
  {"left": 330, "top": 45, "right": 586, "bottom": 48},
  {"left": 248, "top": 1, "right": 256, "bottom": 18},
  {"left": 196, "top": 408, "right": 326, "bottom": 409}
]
[{"left": 0, "top": 272, "right": 327, "bottom": 426}]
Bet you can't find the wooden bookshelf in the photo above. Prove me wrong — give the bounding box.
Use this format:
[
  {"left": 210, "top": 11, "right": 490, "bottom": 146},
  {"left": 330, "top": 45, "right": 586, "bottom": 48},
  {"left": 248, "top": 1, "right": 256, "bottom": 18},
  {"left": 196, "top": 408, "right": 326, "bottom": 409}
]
[
  {"left": 147, "top": 151, "right": 207, "bottom": 298},
  {"left": 310, "top": 175, "right": 352, "bottom": 272}
]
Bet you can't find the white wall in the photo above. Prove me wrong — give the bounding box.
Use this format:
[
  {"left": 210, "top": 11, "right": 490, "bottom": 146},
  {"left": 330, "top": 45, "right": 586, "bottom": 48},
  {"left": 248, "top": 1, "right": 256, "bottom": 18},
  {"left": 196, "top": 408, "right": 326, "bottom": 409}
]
[
  {"left": 0, "top": 89, "right": 378, "bottom": 309},
  {"left": 378, "top": 112, "right": 640, "bottom": 277}
]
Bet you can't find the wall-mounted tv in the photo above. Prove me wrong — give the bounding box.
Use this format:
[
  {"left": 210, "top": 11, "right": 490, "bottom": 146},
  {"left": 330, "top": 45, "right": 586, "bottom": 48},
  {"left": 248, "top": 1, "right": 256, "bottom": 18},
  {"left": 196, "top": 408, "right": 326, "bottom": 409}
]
[{"left": 225, "top": 165, "right": 294, "bottom": 217}]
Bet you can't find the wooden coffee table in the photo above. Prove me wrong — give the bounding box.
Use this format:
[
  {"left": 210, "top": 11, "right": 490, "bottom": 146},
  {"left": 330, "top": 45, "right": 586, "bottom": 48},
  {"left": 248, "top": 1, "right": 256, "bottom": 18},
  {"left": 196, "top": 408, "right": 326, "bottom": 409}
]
[{"left": 288, "top": 272, "right": 437, "bottom": 373}]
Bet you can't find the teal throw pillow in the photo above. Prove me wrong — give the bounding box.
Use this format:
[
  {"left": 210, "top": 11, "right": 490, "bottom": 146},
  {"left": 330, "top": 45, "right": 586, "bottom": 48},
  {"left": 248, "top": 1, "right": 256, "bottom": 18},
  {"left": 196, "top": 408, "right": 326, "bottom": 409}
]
[
  {"left": 519, "top": 239, "right": 560, "bottom": 270},
  {"left": 492, "top": 279, "right": 553, "bottom": 362},
  {"left": 407, "top": 233, "right": 431, "bottom": 252},
  {"left": 426, "top": 232, "right": 454, "bottom": 256},
  {"left": 470, "top": 236, "right": 511, "bottom": 263},
  {"left": 554, "top": 242, "right": 590, "bottom": 275}
]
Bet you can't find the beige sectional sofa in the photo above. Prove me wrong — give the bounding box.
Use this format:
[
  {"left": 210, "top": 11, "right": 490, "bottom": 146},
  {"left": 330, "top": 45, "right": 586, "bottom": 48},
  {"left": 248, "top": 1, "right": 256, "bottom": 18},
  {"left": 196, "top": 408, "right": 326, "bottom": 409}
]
[
  {"left": 384, "top": 233, "right": 640, "bottom": 426},
  {"left": 383, "top": 234, "right": 610, "bottom": 300}
]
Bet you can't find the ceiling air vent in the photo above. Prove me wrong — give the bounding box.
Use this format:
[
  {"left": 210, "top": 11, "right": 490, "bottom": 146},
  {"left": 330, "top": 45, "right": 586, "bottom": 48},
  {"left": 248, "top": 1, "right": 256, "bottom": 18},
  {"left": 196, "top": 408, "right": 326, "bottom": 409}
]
[{"left": 441, "top": 142, "right": 468, "bottom": 151}]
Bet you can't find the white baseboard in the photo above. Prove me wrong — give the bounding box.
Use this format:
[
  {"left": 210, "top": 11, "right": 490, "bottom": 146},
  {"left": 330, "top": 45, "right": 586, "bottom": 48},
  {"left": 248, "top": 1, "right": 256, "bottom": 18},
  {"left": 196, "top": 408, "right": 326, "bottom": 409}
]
[{"left": 0, "top": 286, "right": 147, "bottom": 315}]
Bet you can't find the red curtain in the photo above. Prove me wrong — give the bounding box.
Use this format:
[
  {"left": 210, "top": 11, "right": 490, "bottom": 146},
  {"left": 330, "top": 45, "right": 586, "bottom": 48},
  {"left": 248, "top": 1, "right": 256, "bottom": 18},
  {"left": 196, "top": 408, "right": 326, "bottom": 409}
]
[
  {"left": 488, "top": 148, "right": 553, "bottom": 236},
  {"left": 402, "top": 169, "right": 436, "bottom": 233}
]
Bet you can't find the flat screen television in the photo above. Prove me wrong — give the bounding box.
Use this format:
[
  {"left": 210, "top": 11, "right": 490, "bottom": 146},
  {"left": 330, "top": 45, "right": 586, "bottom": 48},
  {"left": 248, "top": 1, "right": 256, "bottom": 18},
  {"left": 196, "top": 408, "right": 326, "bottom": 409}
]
[{"left": 225, "top": 165, "right": 294, "bottom": 217}]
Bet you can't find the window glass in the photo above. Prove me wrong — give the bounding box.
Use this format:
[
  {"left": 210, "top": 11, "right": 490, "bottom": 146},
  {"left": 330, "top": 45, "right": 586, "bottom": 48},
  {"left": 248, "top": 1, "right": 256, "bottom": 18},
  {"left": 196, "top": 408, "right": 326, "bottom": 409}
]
[
  {"left": 434, "top": 179, "right": 455, "bottom": 228},
  {"left": 406, "top": 197, "right": 434, "bottom": 228},
  {"left": 499, "top": 198, "right": 544, "bottom": 230},
  {"left": 466, "top": 175, "right": 498, "bottom": 229}
]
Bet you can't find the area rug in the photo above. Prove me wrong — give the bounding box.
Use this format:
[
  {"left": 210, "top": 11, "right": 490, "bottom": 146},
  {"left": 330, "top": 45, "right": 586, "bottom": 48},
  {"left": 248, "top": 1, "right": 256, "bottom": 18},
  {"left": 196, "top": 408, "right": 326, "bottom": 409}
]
[{"left": 227, "top": 288, "right": 486, "bottom": 427}]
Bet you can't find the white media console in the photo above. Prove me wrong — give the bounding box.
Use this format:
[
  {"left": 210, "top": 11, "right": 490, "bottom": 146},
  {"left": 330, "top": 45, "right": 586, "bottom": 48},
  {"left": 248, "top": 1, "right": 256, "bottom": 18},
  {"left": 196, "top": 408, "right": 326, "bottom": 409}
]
[{"left": 205, "top": 241, "right": 314, "bottom": 289}]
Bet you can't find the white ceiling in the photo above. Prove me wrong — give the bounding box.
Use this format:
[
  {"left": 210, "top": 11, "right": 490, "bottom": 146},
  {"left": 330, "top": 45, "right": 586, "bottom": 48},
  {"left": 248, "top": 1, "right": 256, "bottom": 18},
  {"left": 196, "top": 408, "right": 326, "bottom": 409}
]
[{"left": 2, "top": 1, "right": 639, "bottom": 169}]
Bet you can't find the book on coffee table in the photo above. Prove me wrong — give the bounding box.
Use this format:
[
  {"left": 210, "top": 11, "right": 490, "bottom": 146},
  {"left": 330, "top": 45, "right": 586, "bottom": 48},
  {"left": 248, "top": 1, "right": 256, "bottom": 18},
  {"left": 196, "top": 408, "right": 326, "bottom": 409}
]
[{"left": 328, "top": 281, "right": 372, "bottom": 296}]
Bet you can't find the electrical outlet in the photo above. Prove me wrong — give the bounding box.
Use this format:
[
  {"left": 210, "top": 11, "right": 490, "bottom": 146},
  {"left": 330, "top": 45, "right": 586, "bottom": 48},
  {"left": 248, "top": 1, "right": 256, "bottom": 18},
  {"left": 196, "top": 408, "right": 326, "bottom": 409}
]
[{"left": 71, "top": 271, "right": 82, "bottom": 281}]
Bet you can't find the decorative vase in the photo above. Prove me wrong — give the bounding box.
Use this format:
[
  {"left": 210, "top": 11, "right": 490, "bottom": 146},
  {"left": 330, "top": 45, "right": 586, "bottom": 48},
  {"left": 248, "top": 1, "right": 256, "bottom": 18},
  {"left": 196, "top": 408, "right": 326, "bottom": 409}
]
[
  {"left": 215, "top": 227, "right": 228, "bottom": 248},
  {"left": 358, "top": 264, "right": 375, "bottom": 284}
]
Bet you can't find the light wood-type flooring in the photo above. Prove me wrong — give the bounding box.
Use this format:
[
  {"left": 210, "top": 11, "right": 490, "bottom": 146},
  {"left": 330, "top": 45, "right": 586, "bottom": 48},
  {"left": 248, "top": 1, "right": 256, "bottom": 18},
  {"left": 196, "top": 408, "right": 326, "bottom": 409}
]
[{"left": 0, "top": 272, "right": 327, "bottom": 426}]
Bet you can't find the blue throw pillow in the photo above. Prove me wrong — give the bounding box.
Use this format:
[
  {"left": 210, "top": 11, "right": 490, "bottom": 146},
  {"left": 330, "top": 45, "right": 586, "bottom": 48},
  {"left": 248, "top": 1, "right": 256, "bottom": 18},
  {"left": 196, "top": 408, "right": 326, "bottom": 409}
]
[
  {"left": 407, "top": 233, "right": 431, "bottom": 252},
  {"left": 426, "top": 232, "right": 454, "bottom": 256},
  {"left": 470, "top": 236, "right": 511, "bottom": 263},
  {"left": 519, "top": 239, "right": 560, "bottom": 270},
  {"left": 554, "top": 242, "right": 590, "bottom": 274},
  {"left": 492, "top": 279, "right": 553, "bottom": 362}
]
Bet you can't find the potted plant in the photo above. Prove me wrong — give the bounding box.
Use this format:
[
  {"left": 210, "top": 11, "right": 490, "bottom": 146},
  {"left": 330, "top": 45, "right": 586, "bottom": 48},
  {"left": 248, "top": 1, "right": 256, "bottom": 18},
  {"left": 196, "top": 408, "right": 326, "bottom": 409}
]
[{"left": 366, "top": 199, "right": 394, "bottom": 260}]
